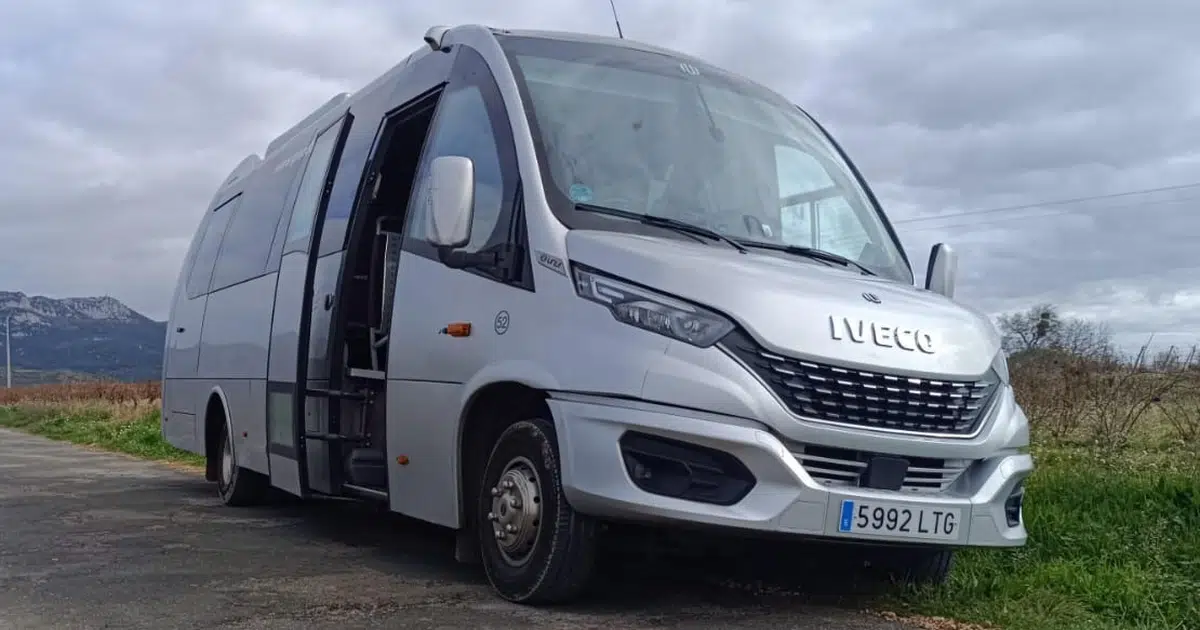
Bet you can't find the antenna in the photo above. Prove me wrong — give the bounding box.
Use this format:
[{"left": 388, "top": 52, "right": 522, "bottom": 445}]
[{"left": 607, "top": 0, "right": 625, "bottom": 39}]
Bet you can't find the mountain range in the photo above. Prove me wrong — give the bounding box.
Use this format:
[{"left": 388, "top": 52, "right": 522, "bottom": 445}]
[{"left": 0, "top": 291, "right": 166, "bottom": 385}]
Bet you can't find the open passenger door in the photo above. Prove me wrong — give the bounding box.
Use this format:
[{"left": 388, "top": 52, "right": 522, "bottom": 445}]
[{"left": 265, "top": 114, "right": 353, "bottom": 497}]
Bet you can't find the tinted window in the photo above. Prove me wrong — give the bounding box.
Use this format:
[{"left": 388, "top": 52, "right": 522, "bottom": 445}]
[
  {"left": 210, "top": 145, "right": 308, "bottom": 289},
  {"left": 186, "top": 195, "right": 239, "bottom": 299},
  {"left": 285, "top": 119, "right": 344, "bottom": 252},
  {"left": 406, "top": 85, "right": 506, "bottom": 254}
]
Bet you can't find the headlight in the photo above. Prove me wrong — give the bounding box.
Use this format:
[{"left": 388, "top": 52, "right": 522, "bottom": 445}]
[
  {"left": 991, "top": 349, "right": 1010, "bottom": 384},
  {"left": 572, "top": 264, "right": 735, "bottom": 347}
]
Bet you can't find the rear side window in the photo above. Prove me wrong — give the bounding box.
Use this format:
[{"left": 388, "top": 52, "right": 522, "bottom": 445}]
[
  {"left": 186, "top": 194, "right": 240, "bottom": 299},
  {"left": 210, "top": 146, "right": 308, "bottom": 289}
]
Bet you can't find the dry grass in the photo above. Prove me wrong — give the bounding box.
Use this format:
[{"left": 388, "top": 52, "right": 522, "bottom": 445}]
[
  {"left": 1011, "top": 342, "right": 1200, "bottom": 448},
  {"left": 0, "top": 380, "right": 161, "bottom": 423}
]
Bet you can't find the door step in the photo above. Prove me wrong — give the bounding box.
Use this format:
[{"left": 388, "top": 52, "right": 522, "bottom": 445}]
[
  {"left": 305, "top": 387, "right": 370, "bottom": 402},
  {"left": 343, "top": 483, "right": 388, "bottom": 502},
  {"left": 348, "top": 367, "right": 386, "bottom": 381},
  {"left": 304, "top": 432, "right": 369, "bottom": 444},
  {"left": 345, "top": 448, "right": 388, "bottom": 488}
]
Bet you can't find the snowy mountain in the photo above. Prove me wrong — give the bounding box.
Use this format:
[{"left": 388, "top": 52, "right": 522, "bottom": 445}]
[{"left": 0, "top": 291, "right": 165, "bottom": 383}]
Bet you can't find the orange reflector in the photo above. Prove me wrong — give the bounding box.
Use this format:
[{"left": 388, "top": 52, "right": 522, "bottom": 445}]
[
  {"left": 445, "top": 322, "right": 471, "bottom": 337},
  {"left": 396, "top": 455, "right": 410, "bottom": 466}
]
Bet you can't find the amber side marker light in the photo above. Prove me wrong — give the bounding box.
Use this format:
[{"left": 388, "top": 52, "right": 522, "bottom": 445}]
[{"left": 441, "top": 322, "right": 472, "bottom": 337}]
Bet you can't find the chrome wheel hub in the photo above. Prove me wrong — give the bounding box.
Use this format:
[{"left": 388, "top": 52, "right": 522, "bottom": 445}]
[
  {"left": 220, "top": 431, "right": 234, "bottom": 487},
  {"left": 488, "top": 457, "right": 542, "bottom": 566}
]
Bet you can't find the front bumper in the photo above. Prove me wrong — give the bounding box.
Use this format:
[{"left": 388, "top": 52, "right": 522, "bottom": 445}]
[{"left": 549, "top": 394, "right": 1032, "bottom": 547}]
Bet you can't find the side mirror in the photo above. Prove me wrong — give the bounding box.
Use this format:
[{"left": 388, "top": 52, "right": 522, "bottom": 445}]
[
  {"left": 924, "top": 242, "right": 958, "bottom": 299},
  {"left": 424, "top": 155, "right": 474, "bottom": 249}
]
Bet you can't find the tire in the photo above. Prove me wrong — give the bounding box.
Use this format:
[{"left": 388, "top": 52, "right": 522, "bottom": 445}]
[
  {"left": 216, "top": 419, "right": 267, "bottom": 507},
  {"left": 476, "top": 417, "right": 597, "bottom": 604},
  {"left": 878, "top": 547, "right": 956, "bottom": 586}
]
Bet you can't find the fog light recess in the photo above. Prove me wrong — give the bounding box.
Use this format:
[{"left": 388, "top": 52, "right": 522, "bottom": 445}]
[
  {"left": 1004, "top": 481, "right": 1025, "bottom": 527},
  {"left": 618, "top": 431, "right": 756, "bottom": 506}
]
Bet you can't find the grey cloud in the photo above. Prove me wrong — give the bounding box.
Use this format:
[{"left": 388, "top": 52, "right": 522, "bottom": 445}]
[
  {"left": 896, "top": 189, "right": 1200, "bottom": 314},
  {"left": 797, "top": 0, "right": 1200, "bottom": 216}
]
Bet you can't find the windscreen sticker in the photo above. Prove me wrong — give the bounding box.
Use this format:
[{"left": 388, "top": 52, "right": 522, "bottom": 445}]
[{"left": 569, "top": 183, "right": 593, "bottom": 203}]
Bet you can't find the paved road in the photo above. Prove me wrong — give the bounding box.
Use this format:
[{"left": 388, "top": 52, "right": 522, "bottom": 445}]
[{"left": 0, "top": 428, "right": 911, "bottom": 629}]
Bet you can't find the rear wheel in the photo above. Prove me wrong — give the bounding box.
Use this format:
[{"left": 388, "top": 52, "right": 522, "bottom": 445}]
[
  {"left": 476, "top": 417, "right": 597, "bottom": 604},
  {"left": 216, "top": 420, "right": 267, "bottom": 507}
]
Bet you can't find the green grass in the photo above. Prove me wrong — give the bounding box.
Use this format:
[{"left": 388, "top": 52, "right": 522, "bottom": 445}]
[
  {"left": 2, "top": 403, "right": 1198, "bottom": 629},
  {"left": 0, "top": 404, "right": 203, "bottom": 466},
  {"left": 891, "top": 445, "right": 1200, "bottom": 630}
]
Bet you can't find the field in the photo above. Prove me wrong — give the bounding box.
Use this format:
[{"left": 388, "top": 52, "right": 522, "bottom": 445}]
[
  {"left": 0, "top": 381, "right": 201, "bottom": 465},
  {"left": 1, "top": 358, "right": 1199, "bottom": 630}
]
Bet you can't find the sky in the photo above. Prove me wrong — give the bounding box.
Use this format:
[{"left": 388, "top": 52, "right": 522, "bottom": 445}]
[{"left": 1, "top": 0, "right": 1198, "bottom": 353}]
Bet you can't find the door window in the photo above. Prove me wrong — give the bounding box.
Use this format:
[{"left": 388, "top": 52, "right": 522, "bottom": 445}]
[
  {"left": 402, "top": 46, "right": 523, "bottom": 286},
  {"left": 285, "top": 118, "right": 347, "bottom": 253},
  {"left": 406, "top": 86, "right": 506, "bottom": 255}
]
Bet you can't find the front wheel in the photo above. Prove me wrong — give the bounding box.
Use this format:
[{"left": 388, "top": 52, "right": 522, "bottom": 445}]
[{"left": 476, "top": 417, "right": 597, "bottom": 604}]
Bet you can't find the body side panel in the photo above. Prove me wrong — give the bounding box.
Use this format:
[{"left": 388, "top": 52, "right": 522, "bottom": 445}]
[{"left": 213, "top": 378, "right": 268, "bottom": 475}]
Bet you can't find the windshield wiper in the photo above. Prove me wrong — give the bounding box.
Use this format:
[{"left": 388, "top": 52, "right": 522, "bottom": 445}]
[
  {"left": 574, "top": 202, "right": 747, "bottom": 253},
  {"left": 736, "top": 241, "right": 877, "bottom": 276}
]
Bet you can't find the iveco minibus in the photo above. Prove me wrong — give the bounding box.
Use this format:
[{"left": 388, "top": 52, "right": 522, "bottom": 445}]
[{"left": 161, "top": 24, "right": 1032, "bottom": 604}]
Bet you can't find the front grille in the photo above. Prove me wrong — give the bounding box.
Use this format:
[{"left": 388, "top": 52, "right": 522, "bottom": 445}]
[
  {"left": 792, "top": 444, "right": 970, "bottom": 494},
  {"left": 721, "top": 330, "right": 999, "bottom": 436}
]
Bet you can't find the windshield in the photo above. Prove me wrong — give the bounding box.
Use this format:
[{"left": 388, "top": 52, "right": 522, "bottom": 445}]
[{"left": 497, "top": 34, "right": 912, "bottom": 283}]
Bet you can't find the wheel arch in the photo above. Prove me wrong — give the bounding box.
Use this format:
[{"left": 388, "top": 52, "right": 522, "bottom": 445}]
[
  {"left": 203, "top": 385, "right": 233, "bottom": 482},
  {"left": 455, "top": 362, "right": 560, "bottom": 533}
]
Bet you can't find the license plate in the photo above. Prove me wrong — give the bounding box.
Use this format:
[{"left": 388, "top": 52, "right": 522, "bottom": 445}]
[{"left": 837, "top": 499, "right": 962, "bottom": 541}]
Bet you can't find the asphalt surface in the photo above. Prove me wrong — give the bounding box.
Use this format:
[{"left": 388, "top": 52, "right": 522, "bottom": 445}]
[{"left": 0, "top": 428, "right": 912, "bottom": 629}]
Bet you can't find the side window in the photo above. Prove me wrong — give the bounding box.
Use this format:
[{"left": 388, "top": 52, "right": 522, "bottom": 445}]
[
  {"left": 775, "top": 145, "right": 870, "bottom": 259},
  {"left": 186, "top": 195, "right": 240, "bottom": 299},
  {"left": 406, "top": 85, "right": 506, "bottom": 254},
  {"left": 210, "top": 148, "right": 307, "bottom": 289},
  {"left": 284, "top": 118, "right": 346, "bottom": 253}
]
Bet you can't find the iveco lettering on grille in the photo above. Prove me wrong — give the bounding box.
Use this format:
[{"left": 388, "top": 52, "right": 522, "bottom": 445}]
[
  {"left": 829, "top": 315, "right": 936, "bottom": 354},
  {"left": 161, "top": 24, "right": 1033, "bottom": 606}
]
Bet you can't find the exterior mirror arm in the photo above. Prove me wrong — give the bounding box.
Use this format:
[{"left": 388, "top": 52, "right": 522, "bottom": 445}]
[
  {"left": 436, "top": 242, "right": 522, "bottom": 279},
  {"left": 436, "top": 247, "right": 498, "bottom": 270}
]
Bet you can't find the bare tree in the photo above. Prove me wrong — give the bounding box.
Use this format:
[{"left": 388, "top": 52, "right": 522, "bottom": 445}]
[
  {"left": 1056, "top": 318, "right": 1116, "bottom": 362},
  {"left": 996, "top": 303, "right": 1114, "bottom": 361},
  {"left": 997, "top": 303, "right": 1062, "bottom": 354}
]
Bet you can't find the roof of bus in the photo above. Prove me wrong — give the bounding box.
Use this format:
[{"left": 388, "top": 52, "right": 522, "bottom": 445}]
[{"left": 490, "top": 27, "right": 711, "bottom": 65}]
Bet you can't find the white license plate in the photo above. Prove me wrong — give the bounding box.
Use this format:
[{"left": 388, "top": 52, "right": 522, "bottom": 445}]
[{"left": 837, "top": 499, "right": 962, "bottom": 541}]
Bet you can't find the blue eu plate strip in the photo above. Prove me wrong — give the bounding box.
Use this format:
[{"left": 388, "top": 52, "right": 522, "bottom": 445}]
[{"left": 839, "top": 500, "right": 854, "bottom": 532}]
